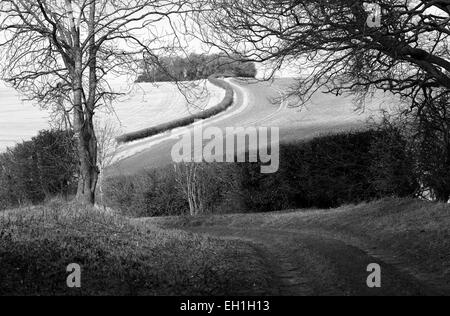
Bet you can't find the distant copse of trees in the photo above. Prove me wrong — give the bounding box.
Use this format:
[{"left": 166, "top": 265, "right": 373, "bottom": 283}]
[{"left": 136, "top": 54, "right": 257, "bottom": 83}]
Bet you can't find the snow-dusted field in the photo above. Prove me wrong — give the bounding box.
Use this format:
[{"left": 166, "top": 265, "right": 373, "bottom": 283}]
[
  {"left": 98, "top": 80, "right": 225, "bottom": 134},
  {"left": 0, "top": 79, "right": 225, "bottom": 152}
]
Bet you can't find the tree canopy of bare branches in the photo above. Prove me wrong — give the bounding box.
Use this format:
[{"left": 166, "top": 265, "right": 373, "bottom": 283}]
[{"left": 191, "top": 0, "right": 450, "bottom": 108}]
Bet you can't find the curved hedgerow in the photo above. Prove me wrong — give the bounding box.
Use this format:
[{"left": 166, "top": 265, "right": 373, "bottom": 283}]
[{"left": 116, "top": 76, "right": 234, "bottom": 144}]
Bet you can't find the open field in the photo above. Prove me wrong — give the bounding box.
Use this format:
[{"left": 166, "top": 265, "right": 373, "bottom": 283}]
[
  {"left": 0, "top": 76, "right": 391, "bottom": 157},
  {"left": 0, "top": 79, "right": 224, "bottom": 152},
  {"left": 100, "top": 80, "right": 225, "bottom": 135},
  {"left": 146, "top": 198, "right": 450, "bottom": 296}
]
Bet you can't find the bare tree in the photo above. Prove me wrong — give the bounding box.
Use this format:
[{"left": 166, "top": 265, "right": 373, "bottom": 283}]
[
  {"left": 174, "top": 163, "right": 206, "bottom": 216},
  {"left": 401, "top": 89, "right": 450, "bottom": 202},
  {"left": 95, "top": 118, "right": 121, "bottom": 207},
  {"left": 0, "top": 0, "right": 195, "bottom": 205}
]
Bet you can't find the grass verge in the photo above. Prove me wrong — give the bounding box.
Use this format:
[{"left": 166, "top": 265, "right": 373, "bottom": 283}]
[{"left": 0, "top": 200, "right": 271, "bottom": 296}]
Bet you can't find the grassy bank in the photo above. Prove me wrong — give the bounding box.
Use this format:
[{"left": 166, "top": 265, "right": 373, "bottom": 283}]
[
  {"left": 151, "top": 198, "right": 450, "bottom": 292},
  {"left": 0, "top": 200, "right": 271, "bottom": 296}
]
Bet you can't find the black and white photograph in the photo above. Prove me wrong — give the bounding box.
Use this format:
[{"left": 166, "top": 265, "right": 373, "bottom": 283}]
[{"left": 0, "top": 0, "right": 449, "bottom": 302}]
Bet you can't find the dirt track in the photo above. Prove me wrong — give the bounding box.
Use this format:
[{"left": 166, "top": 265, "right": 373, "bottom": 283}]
[{"left": 184, "top": 227, "right": 440, "bottom": 296}]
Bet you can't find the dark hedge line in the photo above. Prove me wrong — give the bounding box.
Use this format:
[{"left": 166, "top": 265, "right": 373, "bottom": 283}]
[
  {"left": 0, "top": 130, "right": 78, "bottom": 210},
  {"left": 116, "top": 76, "right": 234, "bottom": 144},
  {"left": 103, "top": 166, "right": 188, "bottom": 217},
  {"left": 105, "top": 129, "right": 418, "bottom": 217}
]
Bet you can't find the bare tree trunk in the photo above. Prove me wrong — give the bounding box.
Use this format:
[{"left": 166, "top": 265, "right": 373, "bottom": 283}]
[
  {"left": 73, "top": 75, "right": 98, "bottom": 204},
  {"left": 72, "top": 0, "right": 99, "bottom": 205},
  {"left": 175, "top": 163, "right": 206, "bottom": 216},
  {"left": 75, "top": 108, "right": 99, "bottom": 205}
]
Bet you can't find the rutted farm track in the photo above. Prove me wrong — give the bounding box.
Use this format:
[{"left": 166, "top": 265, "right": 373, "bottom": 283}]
[{"left": 184, "top": 227, "right": 441, "bottom": 296}]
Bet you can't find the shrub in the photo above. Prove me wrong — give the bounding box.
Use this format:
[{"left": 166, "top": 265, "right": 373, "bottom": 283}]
[
  {"left": 276, "top": 130, "right": 383, "bottom": 209},
  {"left": 371, "top": 98, "right": 450, "bottom": 203},
  {"left": 412, "top": 94, "right": 450, "bottom": 202},
  {"left": 0, "top": 130, "right": 77, "bottom": 210},
  {"left": 104, "top": 166, "right": 189, "bottom": 217},
  {"left": 369, "top": 123, "right": 419, "bottom": 198}
]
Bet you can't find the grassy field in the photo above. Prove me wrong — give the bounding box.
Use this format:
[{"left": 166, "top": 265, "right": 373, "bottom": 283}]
[
  {"left": 150, "top": 198, "right": 450, "bottom": 293},
  {"left": 102, "top": 80, "right": 225, "bottom": 135},
  {"left": 0, "top": 200, "right": 271, "bottom": 296}
]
